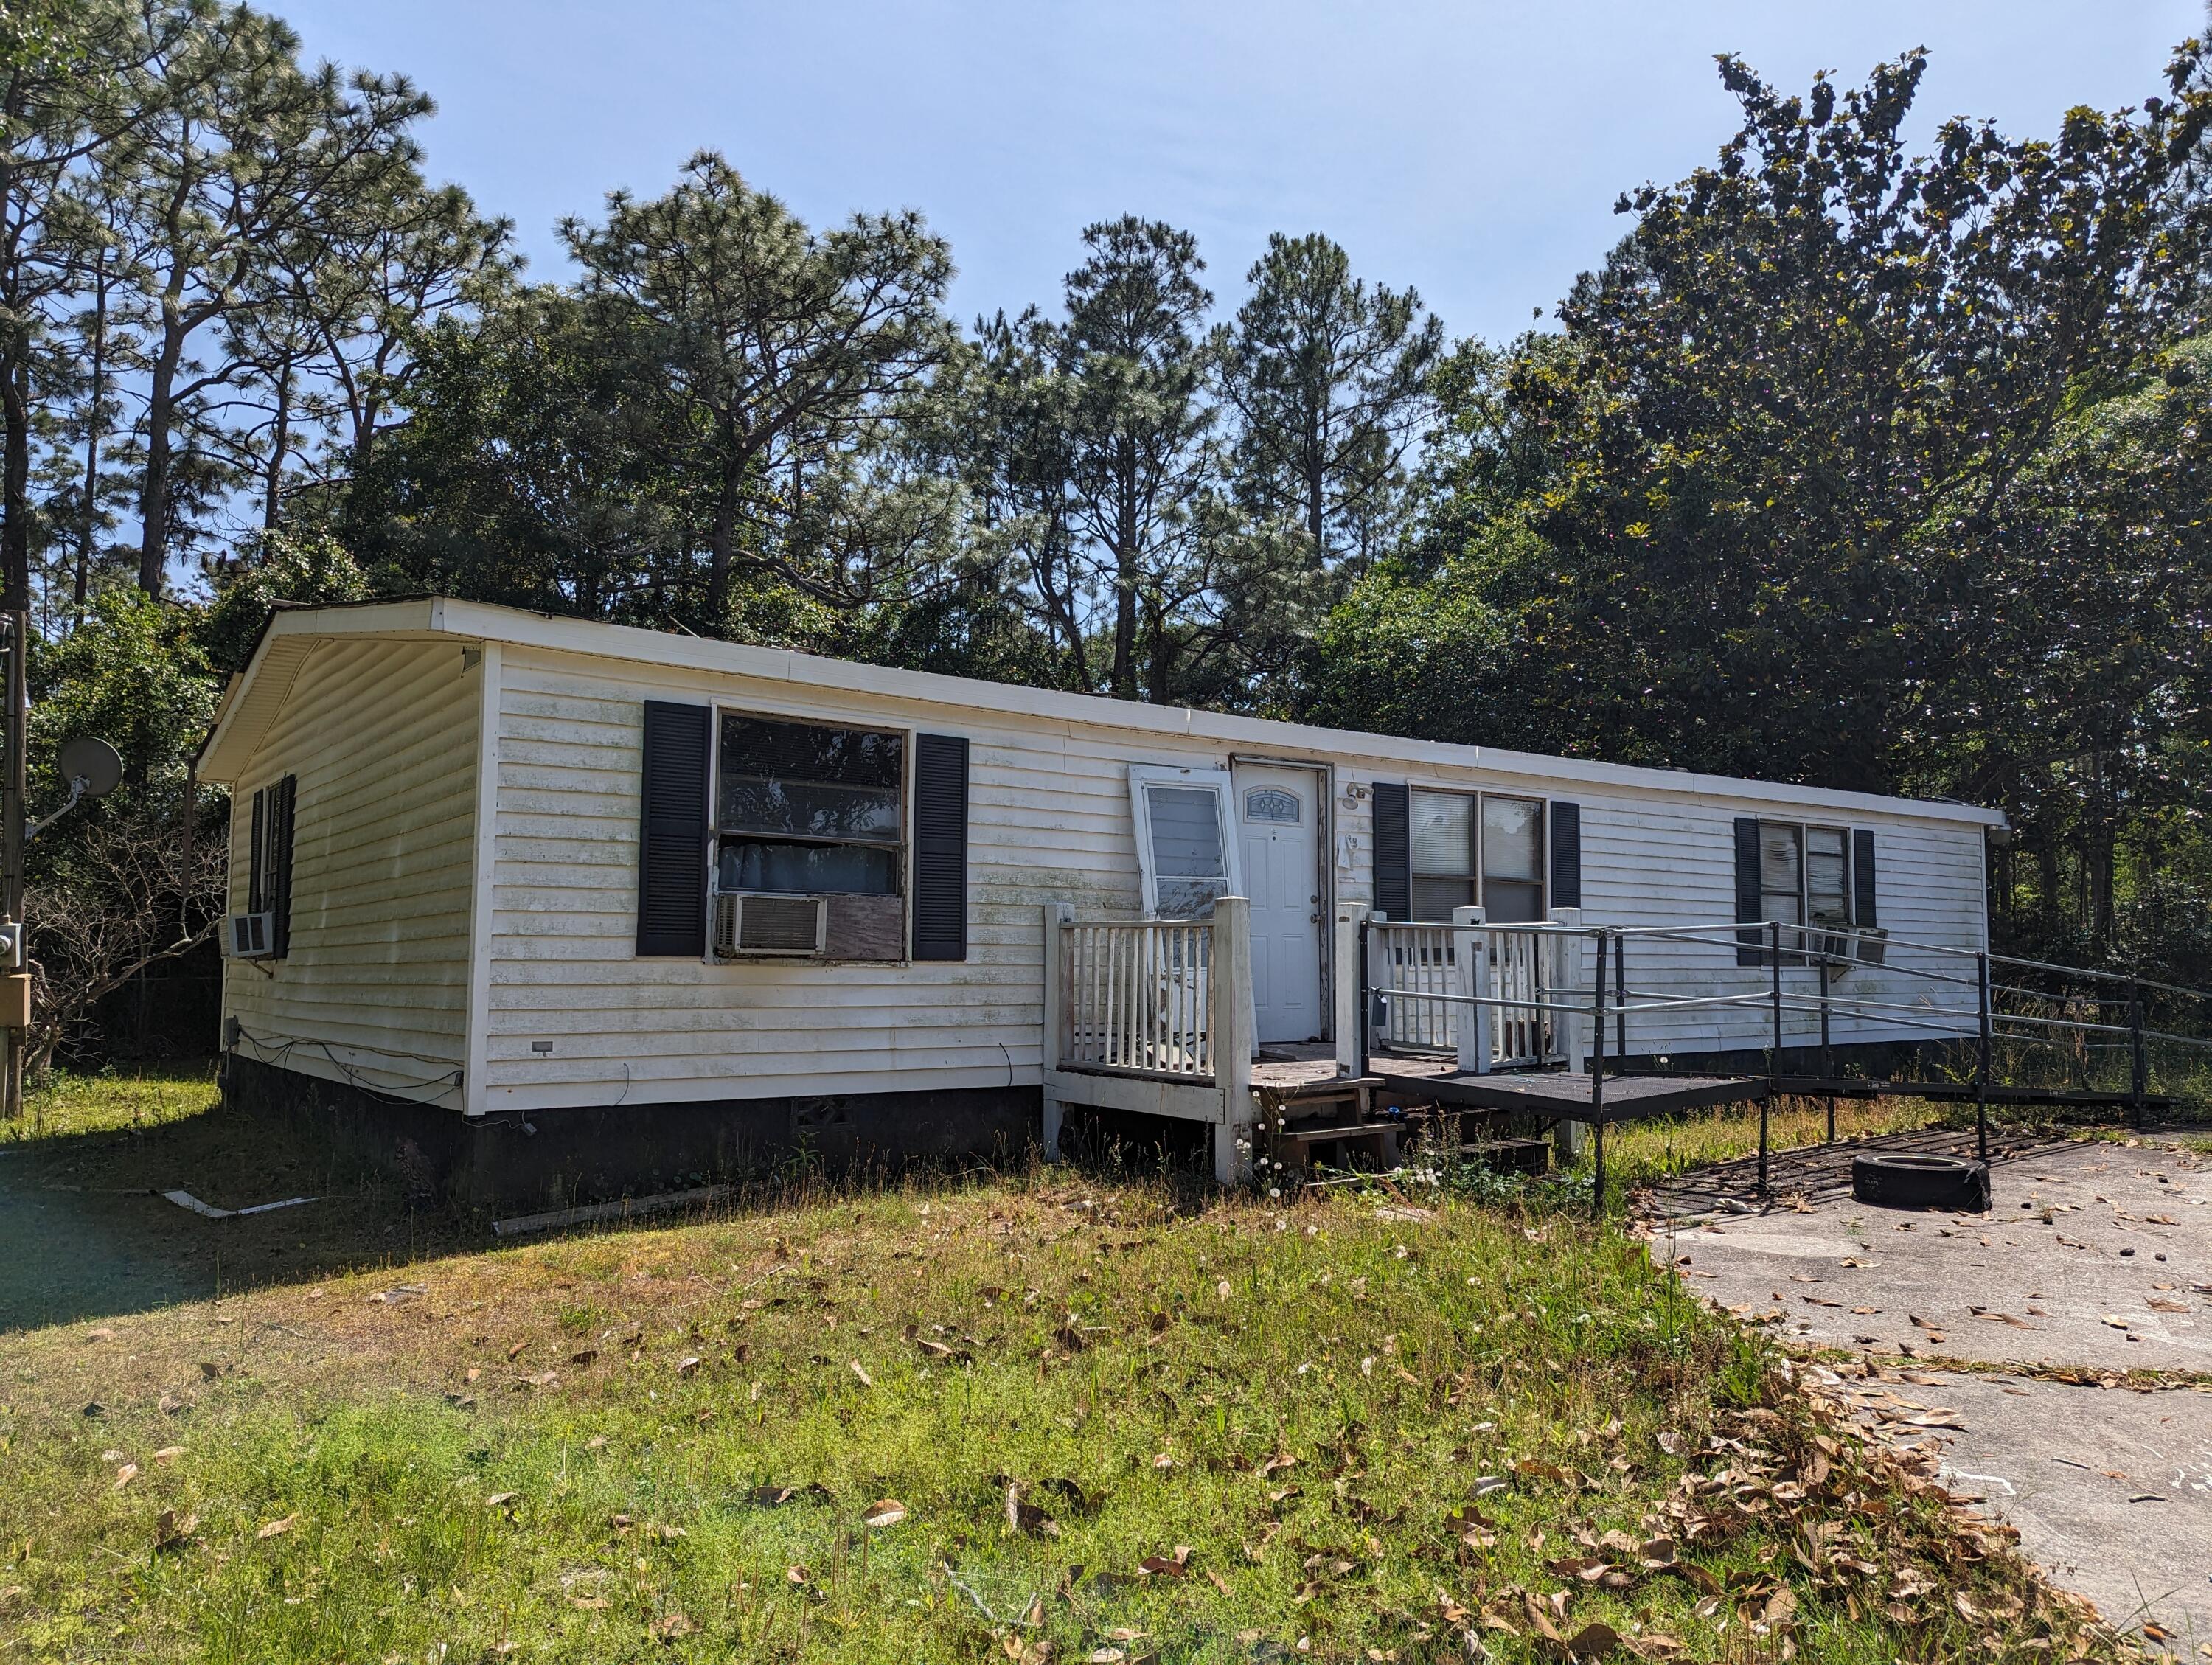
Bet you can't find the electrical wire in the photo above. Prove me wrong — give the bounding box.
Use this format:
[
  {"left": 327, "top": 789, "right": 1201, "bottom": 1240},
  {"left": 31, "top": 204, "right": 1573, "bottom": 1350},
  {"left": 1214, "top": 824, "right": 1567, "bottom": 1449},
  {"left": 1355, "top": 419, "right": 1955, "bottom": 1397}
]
[{"left": 230, "top": 1022, "right": 465, "bottom": 1109}]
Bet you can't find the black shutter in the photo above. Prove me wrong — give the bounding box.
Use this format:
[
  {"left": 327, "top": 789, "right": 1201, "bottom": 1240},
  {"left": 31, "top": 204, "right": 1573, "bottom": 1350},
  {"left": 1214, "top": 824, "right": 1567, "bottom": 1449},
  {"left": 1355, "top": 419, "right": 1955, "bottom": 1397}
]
[
  {"left": 1548, "top": 800, "right": 1582, "bottom": 910},
  {"left": 1852, "top": 828, "right": 1878, "bottom": 928},
  {"left": 248, "top": 787, "right": 267, "bottom": 916},
  {"left": 636, "top": 701, "right": 711, "bottom": 956},
  {"left": 1733, "top": 816, "right": 1764, "bottom": 967},
  {"left": 270, "top": 774, "right": 296, "bottom": 958},
  {"left": 911, "top": 732, "right": 969, "bottom": 962},
  {"left": 1372, "top": 782, "right": 1409, "bottom": 921}
]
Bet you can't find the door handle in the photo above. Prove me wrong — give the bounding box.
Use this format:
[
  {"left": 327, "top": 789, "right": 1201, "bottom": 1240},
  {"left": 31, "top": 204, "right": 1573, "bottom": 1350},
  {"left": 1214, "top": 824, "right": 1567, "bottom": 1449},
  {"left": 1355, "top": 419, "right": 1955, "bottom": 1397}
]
[{"left": 1310, "top": 913, "right": 1321, "bottom": 924}]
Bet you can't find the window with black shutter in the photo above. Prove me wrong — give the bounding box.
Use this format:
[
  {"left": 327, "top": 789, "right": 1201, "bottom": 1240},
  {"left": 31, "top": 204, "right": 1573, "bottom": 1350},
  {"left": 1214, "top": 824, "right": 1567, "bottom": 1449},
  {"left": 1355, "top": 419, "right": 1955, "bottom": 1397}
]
[
  {"left": 246, "top": 774, "right": 298, "bottom": 959},
  {"left": 709, "top": 708, "right": 908, "bottom": 962},
  {"left": 911, "top": 734, "right": 969, "bottom": 961},
  {"left": 1735, "top": 815, "right": 1856, "bottom": 965}
]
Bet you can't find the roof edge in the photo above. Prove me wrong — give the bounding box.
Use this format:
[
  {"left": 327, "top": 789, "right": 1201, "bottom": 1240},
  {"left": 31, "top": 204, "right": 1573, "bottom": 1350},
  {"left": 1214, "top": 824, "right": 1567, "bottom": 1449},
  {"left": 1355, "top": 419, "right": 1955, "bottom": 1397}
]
[{"left": 199, "top": 596, "right": 2009, "bottom": 828}]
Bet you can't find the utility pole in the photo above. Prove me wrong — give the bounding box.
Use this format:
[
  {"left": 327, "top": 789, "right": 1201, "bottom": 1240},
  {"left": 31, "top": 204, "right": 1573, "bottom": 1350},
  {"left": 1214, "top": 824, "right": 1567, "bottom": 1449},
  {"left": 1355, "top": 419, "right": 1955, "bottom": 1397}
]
[{"left": 2, "top": 596, "right": 26, "bottom": 1121}]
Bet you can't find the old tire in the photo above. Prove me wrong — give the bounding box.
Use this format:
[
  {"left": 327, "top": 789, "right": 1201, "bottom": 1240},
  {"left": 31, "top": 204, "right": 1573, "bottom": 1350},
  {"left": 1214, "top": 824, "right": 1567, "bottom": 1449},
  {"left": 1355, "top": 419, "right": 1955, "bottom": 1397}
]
[{"left": 1851, "top": 1153, "right": 1990, "bottom": 1212}]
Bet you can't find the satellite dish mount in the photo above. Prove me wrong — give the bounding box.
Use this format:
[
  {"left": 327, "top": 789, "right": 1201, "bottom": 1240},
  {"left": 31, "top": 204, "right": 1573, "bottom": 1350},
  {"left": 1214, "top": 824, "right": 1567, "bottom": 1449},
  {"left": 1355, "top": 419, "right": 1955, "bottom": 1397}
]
[{"left": 27, "top": 737, "right": 122, "bottom": 841}]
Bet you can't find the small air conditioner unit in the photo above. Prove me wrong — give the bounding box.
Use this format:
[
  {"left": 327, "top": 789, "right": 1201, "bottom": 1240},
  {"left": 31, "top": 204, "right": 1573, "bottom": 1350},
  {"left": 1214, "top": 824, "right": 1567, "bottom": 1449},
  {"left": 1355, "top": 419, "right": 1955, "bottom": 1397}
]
[
  {"left": 714, "top": 891, "right": 827, "bottom": 958},
  {"left": 226, "top": 912, "right": 277, "bottom": 959}
]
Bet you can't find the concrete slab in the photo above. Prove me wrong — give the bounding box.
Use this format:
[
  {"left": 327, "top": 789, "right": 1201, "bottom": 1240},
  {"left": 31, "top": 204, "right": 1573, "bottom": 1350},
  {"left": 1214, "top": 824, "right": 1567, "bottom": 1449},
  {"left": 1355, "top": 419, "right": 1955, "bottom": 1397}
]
[
  {"left": 1656, "top": 1134, "right": 2211, "bottom": 1372},
  {"left": 1649, "top": 1132, "right": 2212, "bottom": 1643},
  {"left": 1812, "top": 1366, "right": 2212, "bottom": 1650}
]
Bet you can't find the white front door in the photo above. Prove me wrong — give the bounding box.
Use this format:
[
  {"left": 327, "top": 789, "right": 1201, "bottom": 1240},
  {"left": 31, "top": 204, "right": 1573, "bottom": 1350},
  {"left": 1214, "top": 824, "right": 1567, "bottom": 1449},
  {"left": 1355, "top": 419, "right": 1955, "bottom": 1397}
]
[{"left": 1234, "top": 765, "right": 1323, "bottom": 1044}]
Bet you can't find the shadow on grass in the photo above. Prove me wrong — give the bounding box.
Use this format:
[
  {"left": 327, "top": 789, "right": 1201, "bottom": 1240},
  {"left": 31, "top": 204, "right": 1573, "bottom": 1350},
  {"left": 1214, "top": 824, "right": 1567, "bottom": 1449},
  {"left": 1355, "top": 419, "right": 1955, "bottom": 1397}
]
[
  {"left": 0, "top": 1066, "right": 493, "bottom": 1332},
  {"left": 0, "top": 1074, "right": 1264, "bottom": 1335}
]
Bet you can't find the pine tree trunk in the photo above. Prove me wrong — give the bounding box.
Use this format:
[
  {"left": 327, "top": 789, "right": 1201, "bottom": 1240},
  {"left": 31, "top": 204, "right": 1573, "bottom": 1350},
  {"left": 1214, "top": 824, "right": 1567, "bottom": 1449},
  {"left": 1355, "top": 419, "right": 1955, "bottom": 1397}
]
[
  {"left": 138, "top": 327, "right": 182, "bottom": 596},
  {"left": 262, "top": 363, "right": 291, "bottom": 532}
]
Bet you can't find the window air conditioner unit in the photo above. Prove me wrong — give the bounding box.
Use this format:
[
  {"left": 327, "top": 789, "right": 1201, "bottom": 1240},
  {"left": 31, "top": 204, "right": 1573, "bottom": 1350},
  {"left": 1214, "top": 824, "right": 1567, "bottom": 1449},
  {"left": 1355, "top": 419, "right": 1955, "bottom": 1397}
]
[
  {"left": 226, "top": 911, "right": 276, "bottom": 959},
  {"left": 714, "top": 891, "right": 827, "bottom": 958}
]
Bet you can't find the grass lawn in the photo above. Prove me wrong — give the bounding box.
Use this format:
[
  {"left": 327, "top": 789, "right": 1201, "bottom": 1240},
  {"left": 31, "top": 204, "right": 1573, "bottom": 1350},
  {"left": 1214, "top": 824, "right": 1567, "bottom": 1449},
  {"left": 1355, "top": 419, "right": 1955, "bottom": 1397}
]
[
  {"left": 0, "top": 1158, "right": 2117, "bottom": 1663},
  {"left": 1592, "top": 1096, "right": 1949, "bottom": 1200},
  {"left": 4, "top": 1063, "right": 220, "bottom": 1144}
]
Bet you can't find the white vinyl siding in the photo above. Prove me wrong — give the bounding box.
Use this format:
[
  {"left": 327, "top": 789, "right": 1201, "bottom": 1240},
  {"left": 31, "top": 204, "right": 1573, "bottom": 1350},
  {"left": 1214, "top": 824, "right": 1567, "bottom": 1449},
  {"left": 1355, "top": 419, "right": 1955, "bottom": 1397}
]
[
  {"left": 203, "top": 603, "right": 1997, "bottom": 1117},
  {"left": 220, "top": 639, "right": 479, "bottom": 1104}
]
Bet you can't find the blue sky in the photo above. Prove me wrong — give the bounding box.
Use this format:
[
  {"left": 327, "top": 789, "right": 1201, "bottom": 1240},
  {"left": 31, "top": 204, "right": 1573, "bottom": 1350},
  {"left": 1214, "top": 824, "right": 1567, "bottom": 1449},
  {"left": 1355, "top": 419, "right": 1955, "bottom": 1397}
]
[{"left": 271, "top": 1, "right": 2199, "bottom": 344}]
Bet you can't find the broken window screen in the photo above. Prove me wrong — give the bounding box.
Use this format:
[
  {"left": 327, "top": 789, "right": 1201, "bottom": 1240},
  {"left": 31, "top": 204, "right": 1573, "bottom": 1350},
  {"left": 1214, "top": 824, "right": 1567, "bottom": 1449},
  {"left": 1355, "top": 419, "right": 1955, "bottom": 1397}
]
[
  {"left": 1759, "top": 822, "right": 1804, "bottom": 928},
  {"left": 1145, "top": 785, "right": 1229, "bottom": 917},
  {"left": 1481, "top": 796, "right": 1545, "bottom": 923},
  {"left": 716, "top": 712, "right": 903, "bottom": 896},
  {"left": 1806, "top": 827, "right": 1850, "bottom": 927},
  {"left": 1410, "top": 789, "right": 1475, "bottom": 920}
]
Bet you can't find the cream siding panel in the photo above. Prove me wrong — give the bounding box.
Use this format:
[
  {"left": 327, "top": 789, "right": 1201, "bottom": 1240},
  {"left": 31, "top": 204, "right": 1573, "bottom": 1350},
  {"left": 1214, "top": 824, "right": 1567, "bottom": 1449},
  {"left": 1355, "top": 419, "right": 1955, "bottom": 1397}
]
[
  {"left": 221, "top": 639, "right": 481, "bottom": 1105},
  {"left": 483, "top": 646, "right": 1990, "bottom": 1113}
]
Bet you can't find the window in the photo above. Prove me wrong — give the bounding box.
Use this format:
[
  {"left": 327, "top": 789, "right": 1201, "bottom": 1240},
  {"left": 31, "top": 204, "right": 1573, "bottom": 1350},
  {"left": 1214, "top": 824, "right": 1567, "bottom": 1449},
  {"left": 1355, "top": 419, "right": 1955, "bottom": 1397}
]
[
  {"left": 1409, "top": 788, "right": 1545, "bottom": 922},
  {"left": 1129, "top": 765, "right": 1240, "bottom": 917},
  {"left": 1756, "top": 820, "right": 1851, "bottom": 946},
  {"left": 1410, "top": 790, "right": 1475, "bottom": 920},
  {"left": 1759, "top": 822, "right": 1804, "bottom": 929},
  {"left": 714, "top": 712, "right": 905, "bottom": 960},
  {"left": 715, "top": 712, "right": 902, "bottom": 893},
  {"left": 1806, "top": 827, "right": 1850, "bottom": 930},
  {"left": 246, "top": 774, "right": 297, "bottom": 958},
  {"left": 1482, "top": 796, "right": 1545, "bottom": 923}
]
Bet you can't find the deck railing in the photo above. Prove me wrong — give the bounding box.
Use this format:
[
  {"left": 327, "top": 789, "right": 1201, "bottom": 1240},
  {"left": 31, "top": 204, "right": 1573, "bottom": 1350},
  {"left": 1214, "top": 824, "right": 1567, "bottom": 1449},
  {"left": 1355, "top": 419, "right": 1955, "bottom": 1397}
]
[
  {"left": 1368, "top": 913, "right": 1573, "bottom": 1068},
  {"left": 1060, "top": 917, "right": 1219, "bottom": 1079},
  {"left": 1041, "top": 899, "right": 1256, "bottom": 1175}
]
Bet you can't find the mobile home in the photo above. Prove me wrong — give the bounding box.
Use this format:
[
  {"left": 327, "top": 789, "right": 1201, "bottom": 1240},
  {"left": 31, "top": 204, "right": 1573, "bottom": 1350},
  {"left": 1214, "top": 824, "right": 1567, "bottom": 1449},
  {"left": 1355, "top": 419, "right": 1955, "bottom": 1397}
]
[{"left": 195, "top": 598, "right": 2003, "bottom": 1203}]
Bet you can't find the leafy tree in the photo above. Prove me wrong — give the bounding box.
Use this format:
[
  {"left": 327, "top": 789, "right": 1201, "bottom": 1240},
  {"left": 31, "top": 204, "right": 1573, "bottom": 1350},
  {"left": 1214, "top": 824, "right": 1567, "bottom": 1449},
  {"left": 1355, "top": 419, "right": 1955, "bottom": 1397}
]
[
  {"left": 1492, "top": 49, "right": 2212, "bottom": 788},
  {"left": 0, "top": 0, "right": 200, "bottom": 613},
  {"left": 22, "top": 585, "right": 220, "bottom": 1071},
  {"left": 1934, "top": 336, "right": 2212, "bottom": 951}
]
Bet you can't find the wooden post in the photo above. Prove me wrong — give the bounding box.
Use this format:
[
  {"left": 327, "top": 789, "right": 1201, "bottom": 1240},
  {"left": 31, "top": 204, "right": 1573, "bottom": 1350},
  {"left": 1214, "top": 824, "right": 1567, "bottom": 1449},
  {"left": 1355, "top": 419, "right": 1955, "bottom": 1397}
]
[
  {"left": 1040, "top": 901, "right": 1072, "bottom": 1161},
  {"left": 1359, "top": 910, "right": 1383, "bottom": 1073},
  {"left": 1548, "top": 908, "right": 1585, "bottom": 1069},
  {"left": 1451, "top": 905, "right": 1488, "bottom": 1075},
  {"left": 1213, "top": 897, "right": 1255, "bottom": 1185},
  {"left": 1333, "top": 909, "right": 1367, "bottom": 1075}
]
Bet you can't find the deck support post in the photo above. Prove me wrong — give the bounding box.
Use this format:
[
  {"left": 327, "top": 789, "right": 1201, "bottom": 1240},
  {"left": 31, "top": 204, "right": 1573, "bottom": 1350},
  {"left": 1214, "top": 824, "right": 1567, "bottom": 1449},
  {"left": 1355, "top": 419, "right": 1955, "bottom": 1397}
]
[
  {"left": 1040, "top": 901, "right": 1073, "bottom": 1161},
  {"left": 1214, "top": 897, "right": 1255, "bottom": 1186},
  {"left": 1761, "top": 920, "right": 1781, "bottom": 1197},
  {"left": 2128, "top": 980, "right": 2147, "bottom": 1130},
  {"left": 1975, "top": 950, "right": 1992, "bottom": 1165},
  {"left": 1451, "top": 906, "right": 1488, "bottom": 1075}
]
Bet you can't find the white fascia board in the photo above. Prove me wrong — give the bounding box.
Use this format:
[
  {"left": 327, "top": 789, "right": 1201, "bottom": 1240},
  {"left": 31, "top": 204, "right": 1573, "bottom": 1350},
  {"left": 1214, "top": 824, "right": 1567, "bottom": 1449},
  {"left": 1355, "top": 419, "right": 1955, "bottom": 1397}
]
[{"left": 248, "top": 597, "right": 2009, "bottom": 831}]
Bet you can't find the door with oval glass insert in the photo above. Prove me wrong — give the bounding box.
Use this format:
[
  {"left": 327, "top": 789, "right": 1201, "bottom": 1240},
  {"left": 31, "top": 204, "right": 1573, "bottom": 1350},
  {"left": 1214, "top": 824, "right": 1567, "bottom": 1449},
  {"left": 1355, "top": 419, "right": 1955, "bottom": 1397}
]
[{"left": 1233, "top": 765, "right": 1323, "bottom": 1043}]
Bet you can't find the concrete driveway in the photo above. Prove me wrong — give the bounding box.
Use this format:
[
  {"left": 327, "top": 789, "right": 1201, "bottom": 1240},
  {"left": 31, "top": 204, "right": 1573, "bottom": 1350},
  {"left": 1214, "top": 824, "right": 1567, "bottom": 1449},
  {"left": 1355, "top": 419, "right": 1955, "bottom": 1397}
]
[{"left": 1651, "top": 1132, "right": 2212, "bottom": 1648}]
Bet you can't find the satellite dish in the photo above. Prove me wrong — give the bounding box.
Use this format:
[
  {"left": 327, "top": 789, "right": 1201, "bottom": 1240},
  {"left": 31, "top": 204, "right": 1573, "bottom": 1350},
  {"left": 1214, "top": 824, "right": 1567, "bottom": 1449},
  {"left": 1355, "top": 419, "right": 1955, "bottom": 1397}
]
[{"left": 58, "top": 736, "right": 122, "bottom": 799}]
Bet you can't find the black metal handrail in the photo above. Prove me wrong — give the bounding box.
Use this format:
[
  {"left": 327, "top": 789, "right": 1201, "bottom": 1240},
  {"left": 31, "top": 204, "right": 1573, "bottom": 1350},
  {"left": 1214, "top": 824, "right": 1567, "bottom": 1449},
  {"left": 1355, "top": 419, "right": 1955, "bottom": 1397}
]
[{"left": 1355, "top": 912, "right": 2211, "bottom": 1220}]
